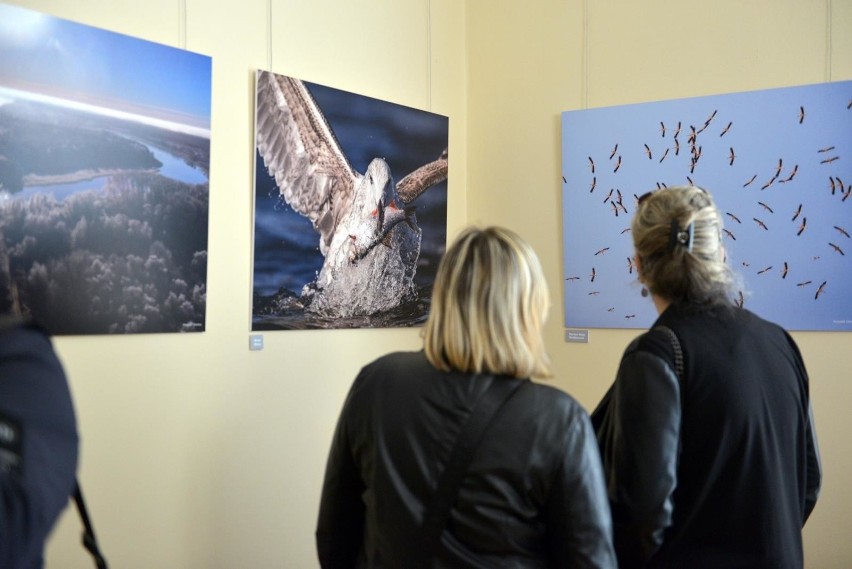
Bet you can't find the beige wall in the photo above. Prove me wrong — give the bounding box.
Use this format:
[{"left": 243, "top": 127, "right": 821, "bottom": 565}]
[
  {"left": 3, "top": 0, "right": 850, "bottom": 567},
  {"left": 466, "top": 1, "right": 852, "bottom": 569}
]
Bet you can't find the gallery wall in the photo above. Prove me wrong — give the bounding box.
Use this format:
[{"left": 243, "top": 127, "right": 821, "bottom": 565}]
[
  {"left": 465, "top": 2, "right": 852, "bottom": 569},
  {"left": 2, "top": 0, "right": 850, "bottom": 568},
  {"left": 7, "top": 0, "right": 465, "bottom": 568}
]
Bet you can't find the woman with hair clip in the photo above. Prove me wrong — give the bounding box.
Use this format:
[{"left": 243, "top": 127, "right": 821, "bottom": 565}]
[
  {"left": 592, "top": 186, "right": 821, "bottom": 569},
  {"left": 317, "top": 226, "right": 617, "bottom": 568}
]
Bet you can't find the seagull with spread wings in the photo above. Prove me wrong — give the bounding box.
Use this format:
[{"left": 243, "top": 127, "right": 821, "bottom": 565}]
[{"left": 254, "top": 70, "right": 448, "bottom": 317}]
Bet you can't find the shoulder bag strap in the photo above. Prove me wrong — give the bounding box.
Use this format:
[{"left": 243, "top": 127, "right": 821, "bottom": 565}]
[
  {"left": 654, "top": 325, "right": 684, "bottom": 381},
  {"left": 73, "top": 481, "right": 109, "bottom": 569},
  {"left": 415, "top": 377, "right": 526, "bottom": 566}
]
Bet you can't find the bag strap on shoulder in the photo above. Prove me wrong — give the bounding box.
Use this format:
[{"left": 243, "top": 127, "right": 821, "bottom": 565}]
[
  {"left": 415, "top": 376, "right": 526, "bottom": 566},
  {"left": 654, "top": 325, "right": 684, "bottom": 381}
]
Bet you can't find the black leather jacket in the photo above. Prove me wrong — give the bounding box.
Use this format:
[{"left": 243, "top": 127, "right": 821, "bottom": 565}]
[
  {"left": 317, "top": 351, "right": 617, "bottom": 568},
  {"left": 592, "top": 304, "right": 821, "bottom": 569}
]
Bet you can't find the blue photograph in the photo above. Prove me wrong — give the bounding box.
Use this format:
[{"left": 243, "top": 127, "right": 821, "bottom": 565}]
[
  {"left": 252, "top": 70, "right": 449, "bottom": 330},
  {"left": 562, "top": 81, "right": 852, "bottom": 331},
  {"left": 0, "top": 3, "right": 212, "bottom": 334}
]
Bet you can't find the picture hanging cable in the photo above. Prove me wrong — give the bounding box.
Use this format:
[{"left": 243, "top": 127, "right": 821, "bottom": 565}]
[
  {"left": 179, "top": 0, "right": 186, "bottom": 50},
  {"left": 427, "top": 0, "right": 433, "bottom": 111},
  {"left": 825, "top": 0, "right": 832, "bottom": 81},
  {"left": 582, "top": 0, "right": 589, "bottom": 109},
  {"left": 268, "top": 0, "right": 273, "bottom": 70}
]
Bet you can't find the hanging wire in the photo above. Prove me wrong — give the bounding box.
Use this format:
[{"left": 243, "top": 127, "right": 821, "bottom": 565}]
[
  {"left": 267, "top": 0, "right": 273, "bottom": 70},
  {"left": 179, "top": 0, "right": 187, "bottom": 49},
  {"left": 825, "top": 0, "right": 832, "bottom": 82},
  {"left": 426, "top": 0, "right": 433, "bottom": 111},
  {"left": 583, "top": 0, "right": 589, "bottom": 108}
]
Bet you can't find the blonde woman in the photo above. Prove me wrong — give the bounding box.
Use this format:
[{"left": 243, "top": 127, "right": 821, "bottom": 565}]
[
  {"left": 592, "top": 186, "right": 821, "bottom": 569},
  {"left": 317, "top": 226, "right": 616, "bottom": 568}
]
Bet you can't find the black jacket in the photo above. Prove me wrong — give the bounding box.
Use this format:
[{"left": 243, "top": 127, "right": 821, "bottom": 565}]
[
  {"left": 317, "top": 350, "right": 617, "bottom": 568},
  {"left": 592, "top": 304, "right": 821, "bottom": 569},
  {"left": 0, "top": 319, "right": 79, "bottom": 569}
]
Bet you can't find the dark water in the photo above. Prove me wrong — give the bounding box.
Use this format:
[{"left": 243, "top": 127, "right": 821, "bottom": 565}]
[{"left": 253, "top": 285, "right": 431, "bottom": 330}]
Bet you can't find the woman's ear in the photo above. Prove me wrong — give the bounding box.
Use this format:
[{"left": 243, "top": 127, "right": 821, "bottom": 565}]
[{"left": 634, "top": 253, "right": 643, "bottom": 281}]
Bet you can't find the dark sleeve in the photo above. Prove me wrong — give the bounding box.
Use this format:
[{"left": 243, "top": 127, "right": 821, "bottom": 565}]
[
  {"left": 546, "top": 409, "right": 618, "bottom": 569},
  {"left": 803, "top": 401, "right": 821, "bottom": 523},
  {"left": 599, "top": 348, "right": 681, "bottom": 569},
  {"left": 0, "top": 325, "right": 79, "bottom": 569},
  {"left": 786, "top": 332, "right": 821, "bottom": 523},
  {"left": 316, "top": 377, "right": 367, "bottom": 569}
]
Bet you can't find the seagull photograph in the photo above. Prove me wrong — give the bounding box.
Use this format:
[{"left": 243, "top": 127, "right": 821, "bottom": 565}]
[{"left": 252, "top": 70, "right": 449, "bottom": 330}]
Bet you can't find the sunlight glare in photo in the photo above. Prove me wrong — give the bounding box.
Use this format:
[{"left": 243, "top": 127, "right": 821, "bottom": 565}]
[{"left": 0, "top": 5, "right": 49, "bottom": 49}]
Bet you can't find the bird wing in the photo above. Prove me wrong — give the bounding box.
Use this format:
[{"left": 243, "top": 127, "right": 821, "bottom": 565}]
[
  {"left": 255, "top": 70, "right": 359, "bottom": 255},
  {"left": 396, "top": 148, "right": 448, "bottom": 204}
]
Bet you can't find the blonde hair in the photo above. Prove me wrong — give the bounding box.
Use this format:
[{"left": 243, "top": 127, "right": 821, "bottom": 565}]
[
  {"left": 633, "top": 185, "right": 734, "bottom": 307},
  {"left": 423, "top": 226, "right": 553, "bottom": 378}
]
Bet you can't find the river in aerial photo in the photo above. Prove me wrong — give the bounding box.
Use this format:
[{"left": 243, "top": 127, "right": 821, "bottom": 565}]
[{"left": 13, "top": 144, "right": 208, "bottom": 201}]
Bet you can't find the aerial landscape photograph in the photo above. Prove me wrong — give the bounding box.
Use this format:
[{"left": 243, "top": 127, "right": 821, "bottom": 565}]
[{"left": 0, "top": 3, "right": 212, "bottom": 334}]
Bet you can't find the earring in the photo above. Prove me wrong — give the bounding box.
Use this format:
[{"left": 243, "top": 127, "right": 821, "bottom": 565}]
[{"left": 641, "top": 287, "right": 649, "bottom": 298}]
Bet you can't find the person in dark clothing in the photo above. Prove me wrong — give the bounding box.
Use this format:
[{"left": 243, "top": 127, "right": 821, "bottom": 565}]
[
  {"left": 592, "top": 186, "right": 821, "bottom": 569},
  {"left": 0, "top": 316, "right": 79, "bottom": 569},
  {"left": 317, "top": 226, "right": 617, "bottom": 568}
]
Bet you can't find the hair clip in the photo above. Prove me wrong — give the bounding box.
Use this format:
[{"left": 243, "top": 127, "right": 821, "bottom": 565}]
[{"left": 668, "top": 219, "right": 694, "bottom": 253}]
